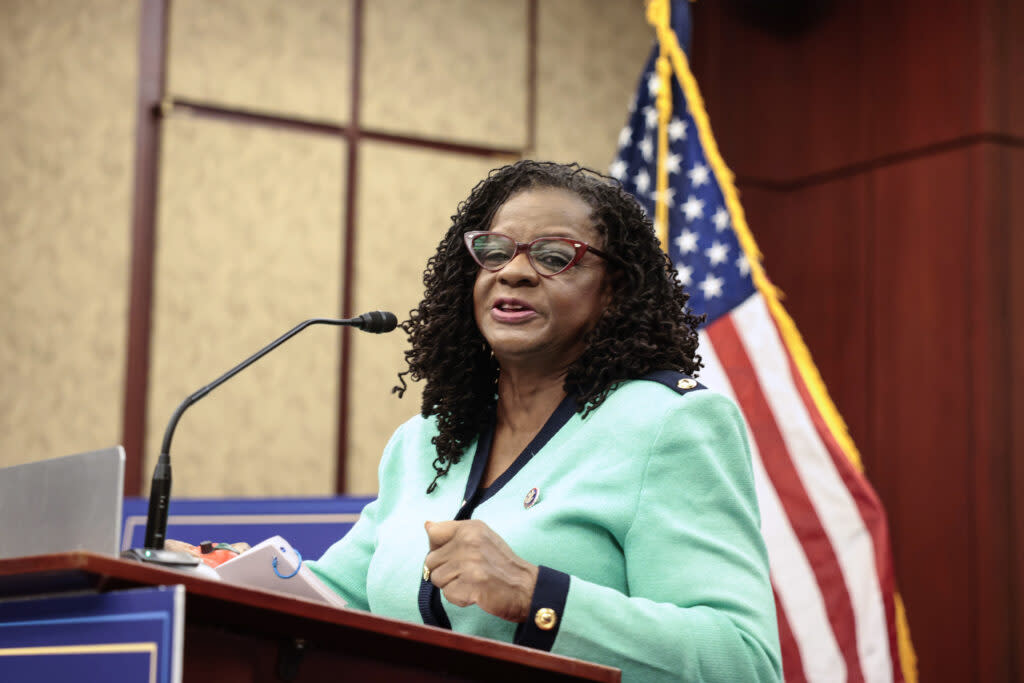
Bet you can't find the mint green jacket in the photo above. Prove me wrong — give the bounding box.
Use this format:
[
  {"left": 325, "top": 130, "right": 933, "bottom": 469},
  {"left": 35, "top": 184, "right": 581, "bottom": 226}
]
[{"left": 308, "top": 377, "right": 782, "bottom": 682}]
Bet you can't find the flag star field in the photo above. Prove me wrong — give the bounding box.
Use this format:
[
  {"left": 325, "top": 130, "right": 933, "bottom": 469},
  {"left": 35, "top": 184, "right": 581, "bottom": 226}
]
[{"left": 611, "top": 52, "right": 755, "bottom": 326}]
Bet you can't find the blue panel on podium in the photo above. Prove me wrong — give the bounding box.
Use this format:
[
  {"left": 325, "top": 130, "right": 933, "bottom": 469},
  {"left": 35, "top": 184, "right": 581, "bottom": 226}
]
[
  {"left": 122, "top": 496, "right": 374, "bottom": 560},
  {"left": 0, "top": 585, "right": 183, "bottom": 682}
]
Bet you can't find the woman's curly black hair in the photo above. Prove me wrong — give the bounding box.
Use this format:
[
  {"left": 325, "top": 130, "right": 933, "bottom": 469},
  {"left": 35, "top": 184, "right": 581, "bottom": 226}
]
[{"left": 394, "top": 160, "right": 704, "bottom": 493}]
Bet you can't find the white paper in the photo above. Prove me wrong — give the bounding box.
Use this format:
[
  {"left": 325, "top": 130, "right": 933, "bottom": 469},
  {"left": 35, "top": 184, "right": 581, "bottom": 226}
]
[{"left": 213, "top": 535, "right": 347, "bottom": 608}]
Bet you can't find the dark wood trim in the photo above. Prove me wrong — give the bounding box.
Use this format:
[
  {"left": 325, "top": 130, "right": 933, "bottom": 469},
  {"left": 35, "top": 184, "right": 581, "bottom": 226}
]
[
  {"left": 336, "top": 0, "right": 364, "bottom": 494},
  {"left": 968, "top": 144, "right": 1017, "bottom": 683},
  {"left": 168, "top": 97, "right": 351, "bottom": 137},
  {"left": 1011, "top": 147, "right": 1024, "bottom": 683},
  {"left": 965, "top": 147, "right": 981, "bottom": 682},
  {"left": 361, "top": 129, "right": 521, "bottom": 159},
  {"left": 122, "top": 0, "right": 170, "bottom": 496},
  {"left": 736, "top": 132, "right": 1024, "bottom": 192},
  {"left": 164, "top": 97, "right": 522, "bottom": 158},
  {"left": 526, "top": 0, "right": 538, "bottom": 153}
]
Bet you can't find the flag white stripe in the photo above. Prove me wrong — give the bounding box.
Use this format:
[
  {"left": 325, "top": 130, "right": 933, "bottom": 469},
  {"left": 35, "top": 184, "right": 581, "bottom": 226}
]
[
  {"left": 731, "top": 295, "right": 894, "bottom": 683},
  {"left": 699, "top": 325, "right": 846, "bottom": 681}
]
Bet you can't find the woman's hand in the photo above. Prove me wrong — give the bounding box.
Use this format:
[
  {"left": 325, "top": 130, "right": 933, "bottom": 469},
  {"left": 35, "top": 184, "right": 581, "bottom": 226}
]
[
  {"left": 423, "top": 520, "right": 539, "bottom": 623},
  {"left": 163, "top": 538, "right": 203, "bottom": 557}
]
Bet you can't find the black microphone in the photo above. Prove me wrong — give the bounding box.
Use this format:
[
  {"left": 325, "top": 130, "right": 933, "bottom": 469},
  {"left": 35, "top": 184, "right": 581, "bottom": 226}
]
[
  {"left": 123, "top": 312, "right": 398, "bottom": 567},
  {"left": 353, "top": 310, "right": 398, "bottom": 333}
]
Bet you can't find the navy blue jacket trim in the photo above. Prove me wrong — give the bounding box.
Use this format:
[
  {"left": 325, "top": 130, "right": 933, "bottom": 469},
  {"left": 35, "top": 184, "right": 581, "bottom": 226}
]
[
  {"left": 464, "top": 392, "right": 578, "bottom": 506},
  {"left": 418, "top": 576, "right": 451, "bottom": 628},
  {"left": 640, "top": 369, "right": 706, "bottom": 395},
  {"left": 513, "top": 565, "right": 570, "bottom": 651},
  {"left": 420, "top": 393, "right": 578, "bottom": 630},
  {"left": 460, "top": 418, "right": 495, "bottom": 513},
  {"left": 420, "top": 375, "right": 698, "bottom": 631}
]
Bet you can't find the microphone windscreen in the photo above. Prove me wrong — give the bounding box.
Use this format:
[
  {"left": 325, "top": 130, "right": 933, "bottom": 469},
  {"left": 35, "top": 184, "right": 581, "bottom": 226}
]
[{"left": 358, "top": 310, "right": 398, "bottom": 333}]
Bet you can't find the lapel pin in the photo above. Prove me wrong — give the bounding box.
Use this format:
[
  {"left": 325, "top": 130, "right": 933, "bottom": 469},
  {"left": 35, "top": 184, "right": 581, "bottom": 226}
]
[{"left": 523, "top": 487, "right": 540, "bottom": 509}]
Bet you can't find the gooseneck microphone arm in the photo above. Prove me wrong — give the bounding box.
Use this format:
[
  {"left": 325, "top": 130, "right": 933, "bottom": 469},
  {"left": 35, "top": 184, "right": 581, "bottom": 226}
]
[{"left": 141, "top": 311, "right": 398, "bottom": 552}]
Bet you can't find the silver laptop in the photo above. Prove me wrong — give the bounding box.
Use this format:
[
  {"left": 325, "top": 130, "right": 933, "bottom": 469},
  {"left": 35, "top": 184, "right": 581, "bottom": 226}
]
[{"left": 0, "top": 446, "right": 125, "bottom": 559}]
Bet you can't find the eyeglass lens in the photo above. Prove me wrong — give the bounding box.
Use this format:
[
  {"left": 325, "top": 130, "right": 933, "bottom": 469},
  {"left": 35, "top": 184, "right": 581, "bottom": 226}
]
[{"left": 470, "top": 234, "right": 579, "bottom": 275}]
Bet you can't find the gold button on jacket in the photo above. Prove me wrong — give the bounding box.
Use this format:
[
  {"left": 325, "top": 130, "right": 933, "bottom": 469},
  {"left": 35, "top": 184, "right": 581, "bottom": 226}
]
[{"left": 534, "top": 607, "right": 558, "bottom": 631}]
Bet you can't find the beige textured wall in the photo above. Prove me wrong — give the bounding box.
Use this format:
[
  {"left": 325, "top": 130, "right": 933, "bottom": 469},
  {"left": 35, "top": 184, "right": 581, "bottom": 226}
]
[
  {"left": 169, "top": 0, "right": 353, "bottom": 122},
  {"left": 148, "top": 117, "right": 344, "bottom": 496},
  {"left": 0, "top": 1, "right": 138, "bottom": 467},
  {"left": 534, "top": 0, "right": 653, "bottom": 169},
  {"left": 362, "top": 0, "right": 528, "bottom": 147},
  {"left": 0, "top": 1, "right": 652, "bottom": 495}
]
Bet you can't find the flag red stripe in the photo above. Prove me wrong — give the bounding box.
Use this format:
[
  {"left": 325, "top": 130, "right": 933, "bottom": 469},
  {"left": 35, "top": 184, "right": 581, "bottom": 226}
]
[
  {"left": 773, "top": 582, "right": 809, "bottom": 683},
  {"left": 707, "top": 314, "right": 866, "bottom": 683},
  {"left": 775, "top": 320, "right": 904, "bottom": 682}
]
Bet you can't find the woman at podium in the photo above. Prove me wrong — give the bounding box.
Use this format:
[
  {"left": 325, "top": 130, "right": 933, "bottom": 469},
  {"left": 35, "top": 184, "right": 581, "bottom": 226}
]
[{"left": 307, "top": 161, "right": 782, "bottom": 682}]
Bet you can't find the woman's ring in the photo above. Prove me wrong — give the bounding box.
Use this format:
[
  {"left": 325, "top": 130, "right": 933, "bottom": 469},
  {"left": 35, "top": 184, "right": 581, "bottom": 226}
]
[{"left": 422, "top": 564, "right": 431, "bottom": 582}]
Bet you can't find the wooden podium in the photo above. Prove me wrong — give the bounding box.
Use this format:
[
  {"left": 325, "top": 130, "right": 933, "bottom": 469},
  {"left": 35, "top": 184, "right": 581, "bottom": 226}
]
[{"left": 0, "top": 553, "right": 619, "bottom": 682}]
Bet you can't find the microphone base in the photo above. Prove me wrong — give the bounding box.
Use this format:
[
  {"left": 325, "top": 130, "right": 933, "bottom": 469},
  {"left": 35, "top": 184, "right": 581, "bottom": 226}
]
[{"left": 122, "top": 547, "right": 201, "bottom": 567}]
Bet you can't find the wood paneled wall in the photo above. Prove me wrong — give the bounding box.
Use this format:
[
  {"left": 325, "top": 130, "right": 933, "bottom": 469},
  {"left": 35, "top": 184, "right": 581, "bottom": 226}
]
[
  {"left": 115, "top": 0, "right": 652, "bottom": 497},
  {"left": 690, "top": 1, "right": 1023, "bottom": 680}
]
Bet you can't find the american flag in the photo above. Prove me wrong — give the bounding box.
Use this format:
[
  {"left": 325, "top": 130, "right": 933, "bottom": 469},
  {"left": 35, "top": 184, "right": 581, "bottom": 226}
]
[{"left": 611, "top": 3, "right": 914, "bottom": 682}]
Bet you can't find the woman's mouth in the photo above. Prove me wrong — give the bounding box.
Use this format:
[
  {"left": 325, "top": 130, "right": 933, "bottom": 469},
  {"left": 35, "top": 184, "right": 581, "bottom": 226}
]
[{"left": 491, "top": 299, "right": 537, "bottom": 323}]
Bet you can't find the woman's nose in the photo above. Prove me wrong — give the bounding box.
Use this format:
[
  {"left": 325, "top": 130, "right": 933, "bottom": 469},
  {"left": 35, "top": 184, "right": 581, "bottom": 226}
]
[{"left": 498, "top": 251, "right": 538, "bottom": 284}]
